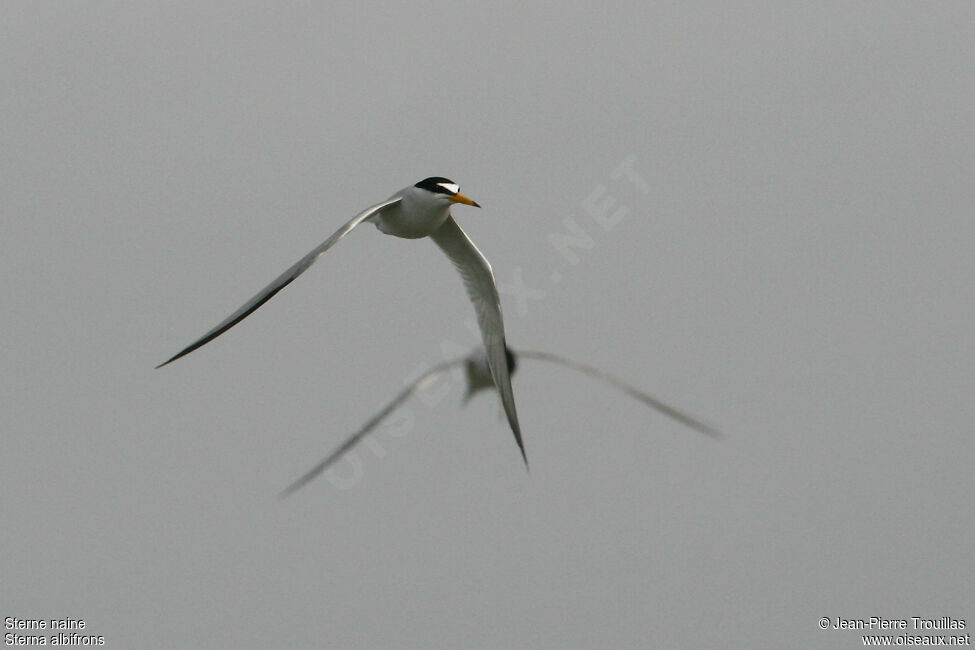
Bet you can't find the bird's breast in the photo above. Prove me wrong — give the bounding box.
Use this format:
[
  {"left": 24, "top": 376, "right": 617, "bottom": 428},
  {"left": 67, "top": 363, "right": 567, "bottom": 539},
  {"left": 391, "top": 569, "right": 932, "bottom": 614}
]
[{"left": 372, "top": 200, "right": 450, "bottom": 239}]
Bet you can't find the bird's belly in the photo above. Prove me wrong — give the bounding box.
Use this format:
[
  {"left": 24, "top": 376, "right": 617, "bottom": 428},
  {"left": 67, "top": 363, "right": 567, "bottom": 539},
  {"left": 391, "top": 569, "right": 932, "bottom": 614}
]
[{"left": 372, "top": 204, "right": 450, "bottom": 239}]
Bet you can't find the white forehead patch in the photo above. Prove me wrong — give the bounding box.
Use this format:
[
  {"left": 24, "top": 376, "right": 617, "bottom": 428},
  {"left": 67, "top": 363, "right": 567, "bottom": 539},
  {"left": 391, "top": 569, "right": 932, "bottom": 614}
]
[{"left": 437, "top": 182, "right": 459, "bottom": 194}]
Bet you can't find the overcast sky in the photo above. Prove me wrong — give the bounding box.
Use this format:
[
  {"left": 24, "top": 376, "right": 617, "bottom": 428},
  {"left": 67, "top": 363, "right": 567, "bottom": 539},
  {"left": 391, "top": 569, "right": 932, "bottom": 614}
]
[{"left": 2, "top": 2, "right": 973, "bottom": 648}]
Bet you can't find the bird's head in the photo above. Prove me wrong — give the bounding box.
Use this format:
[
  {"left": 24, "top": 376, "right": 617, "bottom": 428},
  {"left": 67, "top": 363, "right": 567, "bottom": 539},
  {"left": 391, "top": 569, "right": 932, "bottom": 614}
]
[
  {"left": 413, "top": 177, "right": 480, "bottom": 208},
  {"left": 505, "top": 346, "right": 517, "bottom": 375}
]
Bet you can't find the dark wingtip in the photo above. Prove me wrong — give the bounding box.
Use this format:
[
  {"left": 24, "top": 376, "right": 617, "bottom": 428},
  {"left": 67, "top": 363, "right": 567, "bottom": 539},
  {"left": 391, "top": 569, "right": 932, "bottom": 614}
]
[
  {"left": 154, "top": 350, "right": 185, "bottom": 369},
  {"left": 702, "top": 425, "right": 724, "bottom": 440},
  {"left": 518, "top": 443, "right": 529, "bottom": 471},
  {"left": 277, "top": 479, "right": 303, "bottom": 500}
]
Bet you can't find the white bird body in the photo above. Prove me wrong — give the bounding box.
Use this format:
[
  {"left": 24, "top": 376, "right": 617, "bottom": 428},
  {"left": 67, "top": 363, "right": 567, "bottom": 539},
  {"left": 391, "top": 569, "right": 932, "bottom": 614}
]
[{"left": 371, "top": 184, "right": 453, "bottom": 238}]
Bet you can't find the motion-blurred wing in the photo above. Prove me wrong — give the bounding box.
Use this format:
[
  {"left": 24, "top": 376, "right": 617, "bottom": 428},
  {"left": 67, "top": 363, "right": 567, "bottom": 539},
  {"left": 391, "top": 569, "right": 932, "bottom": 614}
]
[
  {"left": 279, "top": 358, "right": 466, "bottom": 497},
  {"left": 518, "top": 350, "right": 721, "bottom": 438}
]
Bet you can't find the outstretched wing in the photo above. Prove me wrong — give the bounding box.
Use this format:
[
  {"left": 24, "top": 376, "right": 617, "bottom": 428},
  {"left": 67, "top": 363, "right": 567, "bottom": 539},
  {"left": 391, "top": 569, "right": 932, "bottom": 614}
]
[
  {"left": 279, "top": 358, "right": 467, "bottom": 498},
  {"left": 430, "top": 217, "right": 527, "bottom": 466},
  {"left": 156, "top": 197, "right": 402, "bottom": 368},
  {"left": 517, "top": 350, "right": 721, "bottom": 438}
]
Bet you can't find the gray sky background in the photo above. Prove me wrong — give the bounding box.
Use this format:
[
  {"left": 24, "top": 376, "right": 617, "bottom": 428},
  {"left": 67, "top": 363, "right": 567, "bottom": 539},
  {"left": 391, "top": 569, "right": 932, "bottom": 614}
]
[{"left": 2, "top": 3, "right": 973, "bottom": 648}]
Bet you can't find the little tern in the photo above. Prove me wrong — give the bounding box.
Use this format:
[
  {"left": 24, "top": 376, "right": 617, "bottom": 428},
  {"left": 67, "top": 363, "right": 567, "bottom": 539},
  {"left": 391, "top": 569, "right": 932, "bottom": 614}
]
[
  {"left": 280, "top": 346, "right": 720, "bottom": 497},
  {"left": 156, "top": 177, "right": 526, "bottom": 464}
]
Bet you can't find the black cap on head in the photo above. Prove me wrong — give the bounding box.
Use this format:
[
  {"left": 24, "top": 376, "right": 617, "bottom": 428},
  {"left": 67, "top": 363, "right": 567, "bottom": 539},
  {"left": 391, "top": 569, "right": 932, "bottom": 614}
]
[{"left": 415, "top": 177, "right": 459, "bottom": 196}]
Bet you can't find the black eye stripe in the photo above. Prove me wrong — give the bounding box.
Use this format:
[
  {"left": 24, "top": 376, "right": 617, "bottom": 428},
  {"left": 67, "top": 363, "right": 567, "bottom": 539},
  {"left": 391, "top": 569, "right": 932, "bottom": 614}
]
[{"left": 414, "top": 177, "right": 458, "bottom": 195}]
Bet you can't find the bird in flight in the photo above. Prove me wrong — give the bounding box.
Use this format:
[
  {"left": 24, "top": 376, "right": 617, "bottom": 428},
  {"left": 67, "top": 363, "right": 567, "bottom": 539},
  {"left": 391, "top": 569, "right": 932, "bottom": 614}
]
[
  {"left": 279, "top": 346, "right": 720, "bottom": 497},
  {"left": 156, "top": 177, "right": 526, "bottom": 465}
]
